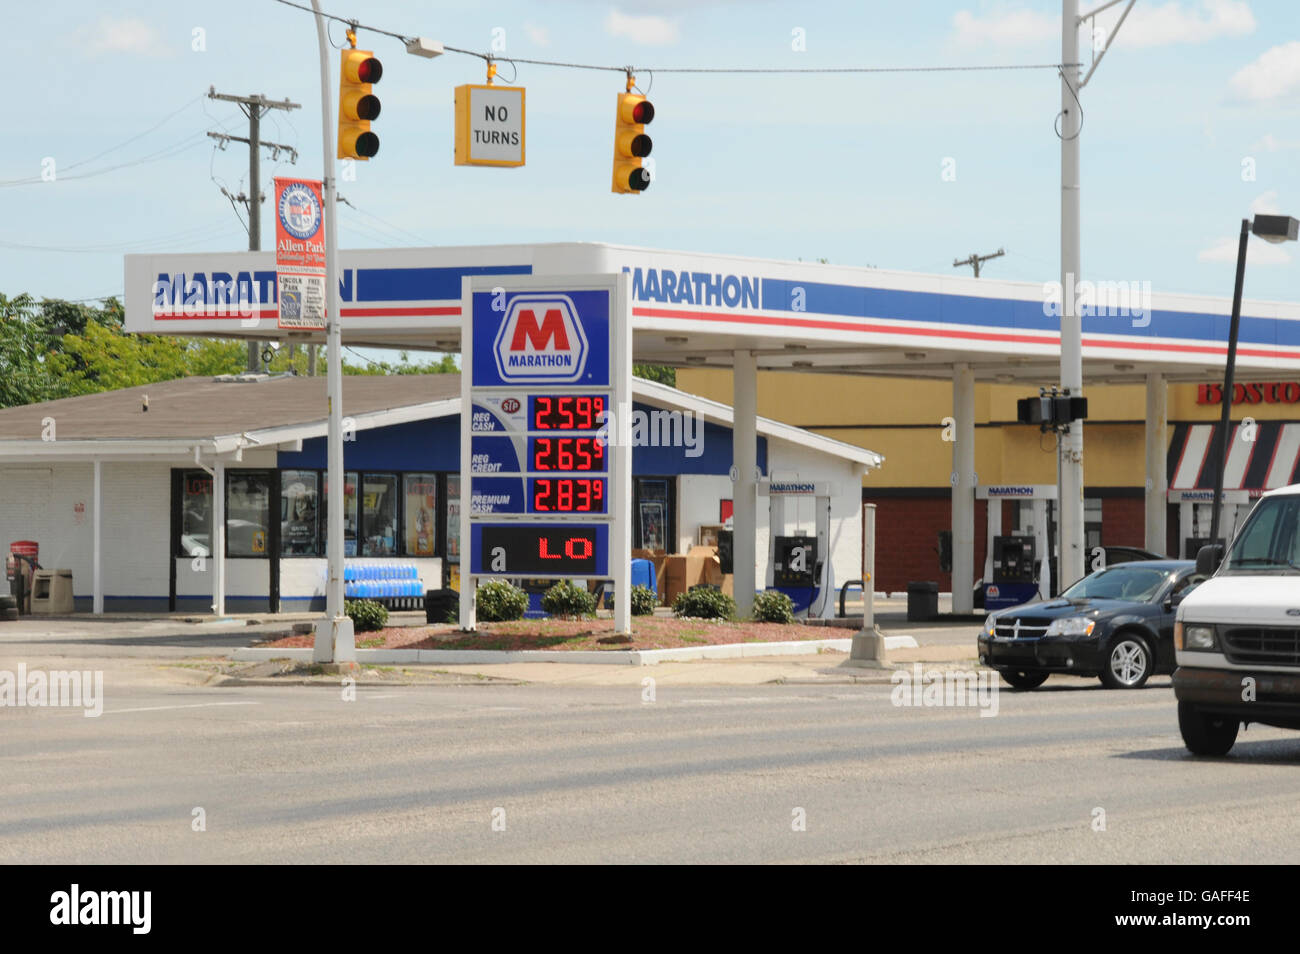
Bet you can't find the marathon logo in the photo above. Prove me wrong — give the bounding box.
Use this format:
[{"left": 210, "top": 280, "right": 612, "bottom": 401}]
[
  {"left": 494, "top": 295, "right": 588, "bottom": 383},
  {"left": 152, "top": 271, "right": 278, "bottom": 316},
  {"left": 986, "top": 486, "right": 1035, "bottom": 497},
  {"left": 624, "top": 267, "right": 760, "bottom": 309}
]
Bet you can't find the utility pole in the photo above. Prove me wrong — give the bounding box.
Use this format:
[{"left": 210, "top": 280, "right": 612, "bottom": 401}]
[
  {"left": 953, "top": 248, "right": 1005, "bottom": 278},
  {"left": 1057, "top": 0, "right": 1135, "bottom": 588},
  {"left": 207, "top": 87, "right": 301, "bottom": 373}
]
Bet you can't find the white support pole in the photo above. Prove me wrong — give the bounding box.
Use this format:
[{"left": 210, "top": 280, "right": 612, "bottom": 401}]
[
  {"left": 612, "top": 272, "right": 632, "bottom": 635},
  {"left": 311, "top": 0, "right": 353, "bottom": 662},
  {"left": 1059, "top": 0, "right": 1087, "bottom": 593},
  {"left": 92, "top": 459, "right": 103, "bottom": 615},
  {"left": 732, "top": 351, "right": 759, "bottom": 617},
  {"left": 951, "top": 363, "right": 976, "bottom": 614},
  {"left": 213, "top": 460, "right": 225, "bottom": 617},
  {"left": 1145, "top": 373, "right": 1168, "bottom": 554},
  {"left": 984, "top": 497, "right": 1000, "bottom": 584},
  {"left": 458, "top": 277, "right": 476, "bottom": 633}
]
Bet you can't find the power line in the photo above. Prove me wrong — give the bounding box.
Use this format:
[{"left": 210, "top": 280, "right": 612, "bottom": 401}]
[{"left": 270, "top": 0, "right": 1078, "bottom": 77}]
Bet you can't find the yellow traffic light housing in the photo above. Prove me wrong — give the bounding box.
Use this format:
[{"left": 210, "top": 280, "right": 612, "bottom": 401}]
[
  {"left": 612, "top": 91, "right": 653, "bottom": 193},
  {"left": 338, "top": 48, "right": 382, "bottom": 160}
]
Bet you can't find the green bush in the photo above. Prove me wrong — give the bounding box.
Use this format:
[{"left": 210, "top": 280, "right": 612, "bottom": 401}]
[
  {"left": 541, "top": 579, "right": 596, "bottom": 618},
  {"left": 629, "top": 584, "right": 658, "bottom": 616},
  {"left": 475, "top": 580, "right": 528, "bottom": 622},
  {"left": 752, "top": 590, "right": 795, "bottom": 624},
  {"left": 673, "top": 587, "right": 737, "bottom": 620},
  {"left": 345, "top": 598, "right": 389, "bottom": 633}
]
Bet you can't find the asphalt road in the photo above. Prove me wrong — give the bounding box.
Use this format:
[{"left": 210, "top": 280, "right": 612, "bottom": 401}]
[{"left": 4, "top": 668, "right": 1300, "bottom": 864}]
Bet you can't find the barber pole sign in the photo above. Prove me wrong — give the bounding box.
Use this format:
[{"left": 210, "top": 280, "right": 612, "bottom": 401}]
[{"left": 274, "top": 177, "right": 327, "bottom": 330}]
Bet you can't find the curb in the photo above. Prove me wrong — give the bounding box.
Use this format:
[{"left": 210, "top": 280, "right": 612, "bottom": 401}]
[{"left": 231, "top": 634, "right": 920, "bottom": 667}]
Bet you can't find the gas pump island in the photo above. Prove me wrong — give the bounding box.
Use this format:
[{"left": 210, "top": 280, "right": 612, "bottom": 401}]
[
  {"left": 459, "top": 274, "right": 633, "bottom": 633},
  {"left": 976, "top": 484, "right": 1056, "bottom": 612}
]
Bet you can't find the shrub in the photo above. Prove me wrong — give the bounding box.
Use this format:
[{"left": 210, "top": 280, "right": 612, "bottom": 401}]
[
  {"left": 629, "top": 584, "right": 658, "bottom": 616},
  {"left": 474, "top": 580, "right": 528, "bottom": 622},
  {"left": 752, "top": 590, "right": 795, "bottom": 624},
  {"left": 345, "top": 598, "right": 388, "bottom": 633},
  {"left": 673, "top": 587, "right": 737, "bottom": 620},
  {"left": 541, "top": 579, "right": 596, "bottom": 618}
]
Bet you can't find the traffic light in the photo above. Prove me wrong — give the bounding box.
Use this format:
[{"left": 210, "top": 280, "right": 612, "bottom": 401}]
[
  {"left": 338, "top": 48, "right": 382, "bottom": 160},
  {"left": 1017, "top": 393, "right": 1088, "bottom": 427},
  {"left": 612, "top": 91, "right": 653, "bottom": 193}
]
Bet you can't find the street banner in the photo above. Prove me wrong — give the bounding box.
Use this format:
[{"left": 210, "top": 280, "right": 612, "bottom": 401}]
[{"left": 274, "top": 176, "right": 327, "bottom": 330}]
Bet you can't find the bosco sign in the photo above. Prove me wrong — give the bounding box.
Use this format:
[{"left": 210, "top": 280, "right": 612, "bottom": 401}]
[
  {"left": 454, "top": 84, "right": 525, "bottom": 167},
  {"left": 1198, "top": 381, "right": 1300, "bottom": 405}
]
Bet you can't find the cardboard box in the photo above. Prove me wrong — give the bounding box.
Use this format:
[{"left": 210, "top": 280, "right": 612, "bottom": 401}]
[{"left": 661, "top": 546, "right": 722, "bottom": 604}]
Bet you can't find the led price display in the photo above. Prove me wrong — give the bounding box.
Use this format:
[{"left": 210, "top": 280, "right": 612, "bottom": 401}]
[
  {"left": 479, "top": 524, "right": 601, "bottom": 575},
  {"left": 529, "top": 436, "right": 607, "bottom": 472},
  {"left": 530, "top": 477, "right": 607, "bottom": 513},
  {"left": 530, "top": 394, "right": 607, "bottom": 431}
]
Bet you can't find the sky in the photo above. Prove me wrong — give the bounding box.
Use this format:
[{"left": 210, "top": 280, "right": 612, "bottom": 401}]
[{"left": 3, "top": 0, "right": 1298, "bottom": 323}]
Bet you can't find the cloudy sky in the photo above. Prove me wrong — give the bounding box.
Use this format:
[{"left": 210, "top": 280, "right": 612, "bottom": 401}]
[{"left": 3, "top": 0, "right": 1298, "bottom": 308}]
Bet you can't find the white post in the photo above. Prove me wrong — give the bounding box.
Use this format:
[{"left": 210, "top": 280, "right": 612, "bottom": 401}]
[
  {"left": 1059, "top": 0, "right": 1086, "bottom": 591},
  {"left": 848, "top": 502, "right": 887, "bottom": 665},
  {"left": 92, "top": 459, "right": 103, "bottom": 615},
  {"left": 1145, "top": 373, "right": 1168, "bottom": 554},
  {"left": 311, "top": 0, "right": 353, "bottom": 662},
  {"left": 612, "top": 272, "right": 632, "bottom": 635},
  {"left": 951, "top": 363, "right": 976, "bottom": 613},
  {"left": 213, "top": 460, "right": 225, "bottom": 617},
  {"left": 732, "top": 351, "right": 759, "bottom": 617},
  {"left": 984, "top": 497, "right": 1000, "bottom": 584},
  {"left": 458, "top": 277, "right": 476, "bottom": 633}
]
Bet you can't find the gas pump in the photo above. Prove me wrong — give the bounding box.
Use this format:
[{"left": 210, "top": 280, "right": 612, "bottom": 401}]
[
  {"left": 976, "top": 485, "right": 1055, "bottom": 611},
  {"left": 1168, "top": 489, "right": 1251, "bottom": 557},
  {"left": 760, "top": 479, "right": 833, "bottom": 618}
]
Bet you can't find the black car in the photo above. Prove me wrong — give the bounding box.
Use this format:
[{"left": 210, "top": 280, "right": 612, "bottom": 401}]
[
  {"left": 972, "top": 546, "right": 1166, "bottom": 609},
  {"left": 977, "top": 560, "right": 1205, "bottom": 690}
]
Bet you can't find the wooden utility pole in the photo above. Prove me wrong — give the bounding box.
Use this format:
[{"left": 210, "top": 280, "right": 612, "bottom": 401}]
[
  {"left": 207, "top": 87, "right": 301, "bottom": 372},
  {"left": 952, "top": 248, "right": 1005, "bottom": 279}
]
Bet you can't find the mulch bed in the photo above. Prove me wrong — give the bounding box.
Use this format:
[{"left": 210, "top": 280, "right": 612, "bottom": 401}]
[{"left": 255, "top": 616, "right": 844, "bottom": 653}]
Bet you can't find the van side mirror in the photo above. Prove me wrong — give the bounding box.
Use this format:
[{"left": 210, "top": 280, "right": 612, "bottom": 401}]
[{"left": 1196, "top": 544, "right": 1224, "bottom": 576}]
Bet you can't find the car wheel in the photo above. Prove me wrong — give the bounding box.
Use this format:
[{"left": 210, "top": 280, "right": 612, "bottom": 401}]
[
  {"left": 1100, "top": 632, "right": 1153, "bottom": 689},
  {"left": 1178, "top": 701, "right": 1239, "bottom": 756},
  {"left": 999, "top": 669, "right": 1049, "bottom": 690}
]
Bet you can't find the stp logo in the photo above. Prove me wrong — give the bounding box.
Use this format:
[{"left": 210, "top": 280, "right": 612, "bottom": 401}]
[
  {"left": 501, "top": 398, "right": 521, "bottom": 413},
  {"left": 493, "top": 294, "right": 588, "bottom": 384}
]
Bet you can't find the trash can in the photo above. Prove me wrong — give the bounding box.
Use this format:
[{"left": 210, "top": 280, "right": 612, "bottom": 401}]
[
  {"left": 7, "top": 541, "right": 39, "bottom": 616},
  {"left": 31, "top": 569, "right": 74, "bottom": 615},
  {"left": 424, "top": 588, "right": 459, "bottom": 624},
  {"left": 907, "top": 581, "right": 939, "bottom": 621}
]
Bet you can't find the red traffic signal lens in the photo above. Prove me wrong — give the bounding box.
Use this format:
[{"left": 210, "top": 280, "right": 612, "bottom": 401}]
[
  {"left": 631, "top": 100, "right": 654, "bottom": 124},
  {"left": 356, "top": 57, "right": 382, "bottom": 83},
  {"left": 354, "top": 132, "right": 379, "bottom": 158}
]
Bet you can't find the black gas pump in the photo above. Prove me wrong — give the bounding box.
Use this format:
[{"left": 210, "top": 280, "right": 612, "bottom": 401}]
[{"left": 773, "top": 535, "right": 818, "bottom": 587}]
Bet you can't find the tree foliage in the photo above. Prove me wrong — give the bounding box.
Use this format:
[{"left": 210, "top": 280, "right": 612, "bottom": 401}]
[{"left": 0, "top": 293, "right": 459, "bottom": 409}]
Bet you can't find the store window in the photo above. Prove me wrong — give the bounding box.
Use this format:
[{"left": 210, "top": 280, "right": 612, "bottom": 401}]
[
  {"left": 633, "top": 477, "right": 673, "bottom": 551},
  {"left": 322, "top": 471, "right": 359, "bottom": 557},
  {"left": 446, "top": 474, "right": 461, "bottom": 560},
  {"left": 404, "top": 473, "right": 438, "bottom": 557},
  {"left": 360, "top": 474, "right": 399, "bottom": 556},
  {"left": 227, "top": 471, "right": 272, "bottom": 558},
  {"left": 1085, "top": 498, "right": 1103, "bottom": 551},
  {"left": 178, "top": 471, "right": 213, "bottom": 557},
  {"left": 281, "top": 470, "right": 320, "bottom": 556}
]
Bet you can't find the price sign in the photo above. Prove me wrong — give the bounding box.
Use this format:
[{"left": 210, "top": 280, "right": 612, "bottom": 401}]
[{"left": 460, "top": 273, "right": 631, "bottom": 625}]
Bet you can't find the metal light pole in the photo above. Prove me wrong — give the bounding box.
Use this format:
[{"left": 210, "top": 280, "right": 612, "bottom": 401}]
[
  {"left": 310, "top": 0, "right": 354, "bottom": 663},
  {"left": 1208, "top": 214, "right": 1300, "bottom": 555}
]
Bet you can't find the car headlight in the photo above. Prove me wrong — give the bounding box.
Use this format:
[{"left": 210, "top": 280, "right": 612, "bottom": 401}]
[
  {"left": 1177, "top": 622, "right": 1217, "bottom": 651},
  {"left": 982, "top": 615, "right": 996, "bottom": 636},
  {"left": 1045, "top": 616, "right": 1096, "bottom": 637}
]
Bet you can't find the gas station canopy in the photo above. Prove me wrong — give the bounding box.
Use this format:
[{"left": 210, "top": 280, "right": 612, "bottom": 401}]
[{"left": 125, "top": 242, "right": 1300, "bottom": 384}]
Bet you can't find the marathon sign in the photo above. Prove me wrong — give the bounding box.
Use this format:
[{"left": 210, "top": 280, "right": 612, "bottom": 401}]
[
  {"left": 976, "top": 485, "right": 1058, "bottom": 500},
  {"left": 1198, "top": 382, "right": 1300, "bottom": 405},
  {"left": 493, "top": 295, "right": 588, "bottom": 384}
]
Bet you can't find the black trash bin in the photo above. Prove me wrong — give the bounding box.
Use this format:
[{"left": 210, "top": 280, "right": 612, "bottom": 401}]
[
  {"left": 424, "top": 588, "right": 459, "bottom": 624},
  {"left": 907, "top": 581, "right": 939, "bottom": 621}
]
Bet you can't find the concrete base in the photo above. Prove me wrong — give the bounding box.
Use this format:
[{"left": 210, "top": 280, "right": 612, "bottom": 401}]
[
  {"left": 311, "top": 615, "right": 356, "bottom": 663},
  {"left": 844, "top": 627, "right": 890, "bottom": 669}
]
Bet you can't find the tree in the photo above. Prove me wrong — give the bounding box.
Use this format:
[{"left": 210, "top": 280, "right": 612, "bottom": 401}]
[{"left": 633, "top": 363, "right": 676, "bottom": 387}]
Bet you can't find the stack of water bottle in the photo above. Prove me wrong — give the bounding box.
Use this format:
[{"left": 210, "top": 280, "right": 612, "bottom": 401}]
[{"left": 343, "top": 563, "right": 424, "bottom": 602}]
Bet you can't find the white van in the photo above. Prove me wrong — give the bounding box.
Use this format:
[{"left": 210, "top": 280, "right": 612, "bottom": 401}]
[{"left": 1174, "top": 483, "right": 1300, "bottom": 755}]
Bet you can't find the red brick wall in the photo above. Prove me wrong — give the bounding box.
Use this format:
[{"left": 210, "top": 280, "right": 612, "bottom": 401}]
[
  {"left": 865, "top": 496, "right": 988, "bottom": 594},
  {"left": 1102, "top": 497, "right": 1146, "bottom": 548}
]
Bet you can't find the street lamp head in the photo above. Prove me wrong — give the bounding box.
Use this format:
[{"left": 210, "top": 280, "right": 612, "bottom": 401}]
[{"left": 1251, "top": 214, "right": 1299, "bottom": 245}]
